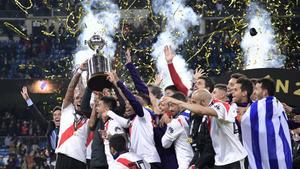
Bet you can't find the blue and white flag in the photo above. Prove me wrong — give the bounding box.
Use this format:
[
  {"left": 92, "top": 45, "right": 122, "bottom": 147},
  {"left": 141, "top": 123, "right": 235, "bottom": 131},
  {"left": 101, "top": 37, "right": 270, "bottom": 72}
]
[{"left": 241, "top": 96, "right": 292, "bottom": 169}]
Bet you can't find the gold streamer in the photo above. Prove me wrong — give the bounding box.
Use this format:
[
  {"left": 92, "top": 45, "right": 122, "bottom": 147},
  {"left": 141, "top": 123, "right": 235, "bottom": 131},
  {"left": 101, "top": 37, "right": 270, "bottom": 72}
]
[
  {"left": 4, "top": 22, "right": 29, "bottom": 40},
  {"left": 14, "top": 0, "right": 33, "bottom": 14}
]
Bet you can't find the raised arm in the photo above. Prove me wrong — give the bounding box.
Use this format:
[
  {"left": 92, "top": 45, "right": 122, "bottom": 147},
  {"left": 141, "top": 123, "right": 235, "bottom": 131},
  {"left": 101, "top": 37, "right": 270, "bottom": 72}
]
[
  {"left": 80, "top": 87, "right": 93, "bottom": 118},
  {"left": 162, "top": 96, "right": 217, "bottom": 116},
  {"left": 63, "top": 62, "right": 87, "bottom": 109},
  {"left": 20, "top": 86, "right": 48, "bottom": 128},
  {"left": 112, "top": 85, "right": 126, "bottom": 116},
  {"left": 107, "top": 71, "right": 144, "bottom": 117},
  {"left": 164, "top": 45, "right": 189, "bottom": 95},
  {"left": 88, "top": 99, "right": 99, "bottom": 130},
  {"left": 125, "top": 49, "right": 149, "bottom": 95}
]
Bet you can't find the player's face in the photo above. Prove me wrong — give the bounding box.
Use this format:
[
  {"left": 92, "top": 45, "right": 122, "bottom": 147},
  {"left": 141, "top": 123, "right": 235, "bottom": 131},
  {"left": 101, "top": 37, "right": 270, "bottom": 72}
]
[
  {"left": 98, "top": 100, "right": 108, "bottom": 114},
  {"left": 124, "top": 101, "right": 135, "bottom": 117},
  {"left": 164, "top": 89, "right": 175, "bottom": 97},
  {"left": 159, "top": 101, "right": 169, "bottom": 112},
  {"left": 232, "top": 83, "right": 243, "bottom": 103},
  {"left": 254, "top": 83, "right": 264, "bottom": 100},
  {"left": 53, "top": 110, "right": 61, "bottom": 127},
  {"left": 212, "top": 88, "right": 226, "bottom": 101},
  {"left": 169, "top": 103, "right": 181, "bottom": 116},
  {"left": 73, "top": 92, "right": 83, "bottom": 112},
  {"left": 250, "top": 89, "right": 258, "bottom": 101},
  {"left": 194, "top": 79, "right": 206, "bottom": 91},
  {"left": 102, "top": 88, "right": 111, "bottom": 96},
  {"left": 227, "top": 78, "right": 237, "bottom": 95}
]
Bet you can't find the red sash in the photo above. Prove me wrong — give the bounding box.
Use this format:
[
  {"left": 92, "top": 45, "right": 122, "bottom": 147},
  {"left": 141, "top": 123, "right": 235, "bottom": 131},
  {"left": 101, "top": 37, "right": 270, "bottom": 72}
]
[
  {"left": 86, "top": 131, "right": 94, "bottom": 147},
  {"left": 117, "top": 158, "right": 138, "bottom": 169},
  {"left": 57, "top": 120, "right": 86, "bottom": 148}
]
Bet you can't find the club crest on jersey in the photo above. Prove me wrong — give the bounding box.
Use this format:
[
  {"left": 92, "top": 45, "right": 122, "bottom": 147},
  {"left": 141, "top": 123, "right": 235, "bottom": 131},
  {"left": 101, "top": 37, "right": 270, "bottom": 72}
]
[
  {"left": 115, "top": 127, "right": 122, "bottom": 132},
  {"left": 213, "top": 105, "right": 220, "bottom": 110},
  {"left": 168, "top": 127, "right": 174, "bottom": 134}
]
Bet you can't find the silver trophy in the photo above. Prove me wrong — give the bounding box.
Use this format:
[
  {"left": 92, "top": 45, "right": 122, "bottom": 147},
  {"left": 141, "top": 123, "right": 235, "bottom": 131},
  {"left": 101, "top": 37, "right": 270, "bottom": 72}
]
[{"left": 86, "top": 34, "right": 113, "bottom": 91}]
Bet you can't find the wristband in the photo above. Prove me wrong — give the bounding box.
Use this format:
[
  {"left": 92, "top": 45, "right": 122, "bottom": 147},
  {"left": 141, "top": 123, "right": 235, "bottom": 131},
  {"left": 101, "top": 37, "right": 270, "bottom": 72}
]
[
  {"left": 26, "top": 99, "right": 33, "bottom": 106},
  {"left": 77, "top": 69, "right": 83, "bottom": 74}
]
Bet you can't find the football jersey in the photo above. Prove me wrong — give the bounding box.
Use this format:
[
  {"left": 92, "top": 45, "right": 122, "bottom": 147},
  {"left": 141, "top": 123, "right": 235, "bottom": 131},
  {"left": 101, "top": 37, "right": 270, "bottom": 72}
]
[
  {"left": 110, "top": 152, "right": 150, "bottom": 169},
  {"left": 107, "top": 108, "right": 161, "bottom": 163},
  {"left": 209, "top": 100, "right": 248, "bottom": 166},
  {"left": 162, "top": 111, "right": 194, "bottom": 169},
  {"left": 55, "top": 104, "right": 89, "bottom": 163},
  {"left": 104, "top": 115, "right": 125, "bottom": 166}
]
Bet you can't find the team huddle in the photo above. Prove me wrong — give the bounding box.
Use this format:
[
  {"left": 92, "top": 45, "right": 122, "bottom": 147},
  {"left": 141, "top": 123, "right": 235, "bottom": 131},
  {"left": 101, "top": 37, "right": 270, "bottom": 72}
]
[{"left": 21, "top": 46, "right": 297, "bottom": 169}]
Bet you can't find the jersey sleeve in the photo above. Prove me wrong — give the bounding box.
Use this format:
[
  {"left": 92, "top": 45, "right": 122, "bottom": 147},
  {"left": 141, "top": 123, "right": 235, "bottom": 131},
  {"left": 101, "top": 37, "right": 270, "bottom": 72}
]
[
  {"left": 161, "top": 118, "right": 184, "bottom": 148},
  {"left": 211, "top": 102, "right": 235, "bottom": 122},
  {"left": 110, "top": 162, "right": 128, "bottom": 169},
  {"left": 107, "top": 111, "right": 131, "bottom": 128}
]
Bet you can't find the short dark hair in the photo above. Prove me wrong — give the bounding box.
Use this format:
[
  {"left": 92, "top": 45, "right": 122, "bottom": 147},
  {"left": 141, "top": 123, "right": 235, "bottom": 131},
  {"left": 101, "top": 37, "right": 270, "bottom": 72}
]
[
  {"left": 148, "top": 84, "right": 162, "bottom": 99},
  {"left": 171, "top": 92, "right": 187, "bottom": 102},
  {"left": 52, "top": 106, "right": 61, "bottom": 113},
  {"left": 214, "top": 83, "right": 227, "bottom": 92},
  {"left": 101, "top": 96, "right": 117, "bottom": 112},
  {"left": 250, "top": 78, "right": 258, "bottom": 86},
  {"left": 236, "top": 78, "right": 253, "bottom": 100},
  {"left": 199, "top": 76, "right": 214, "bottom": 93},
  {"left": 164, "top": 85, "right": 178, "bottom": 92},
  {"left": 257, "top": 78, "right": 275, "bottom": 96},
  {"left": 230, "top": 73, "right": 247, "bottom": 79},
  {"left": 136, "top": 93, "right": 151, "bottom": 105},
  {"left": 109, "top": 134, "right": 127, "bottom": 152}
]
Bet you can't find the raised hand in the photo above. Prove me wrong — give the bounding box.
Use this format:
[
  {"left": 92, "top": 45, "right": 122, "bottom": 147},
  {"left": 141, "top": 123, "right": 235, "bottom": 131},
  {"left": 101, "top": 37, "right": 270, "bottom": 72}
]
[
  {"left": 194, "top": 68, "right": 205, "bottom": 80},
  {"left": 294, "top": 115, "right": 300, "bottom": 123},
  {"left": 159, "top": 113, "right": 172, "bottom": 127},
  {"left": 20, "top": 86, "right": 30, "bottom": 101},
  {"left": 125, "top": 48, "right": 132, "bottom": 64},
  {"left": 154, "top": 74, "right": 163, "bottom": 86},
  {"left": 164, "top": 45, "right": 174, "bottom": 64},
  {"left": 161, "top": 96, "right": 181, "bottom": 105},
  {"left": 282, "top": 103, "right": 293, "bottom": 113},
  {"left": 80, "top": 60, "right": 88, "bottom": 71},
  {"left": 106, "top": 70, "right": 119, "bottom": 86}
]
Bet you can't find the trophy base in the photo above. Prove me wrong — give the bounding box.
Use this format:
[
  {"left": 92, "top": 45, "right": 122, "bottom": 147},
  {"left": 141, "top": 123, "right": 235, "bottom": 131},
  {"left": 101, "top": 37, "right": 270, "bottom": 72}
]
[{"left": 87, "top": 73, "right": 113, "bottom": 91}]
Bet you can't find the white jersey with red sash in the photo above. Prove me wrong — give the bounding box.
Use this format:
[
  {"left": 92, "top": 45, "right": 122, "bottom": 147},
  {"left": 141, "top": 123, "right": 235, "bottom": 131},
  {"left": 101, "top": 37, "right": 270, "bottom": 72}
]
[
  {"left": 128, "top": 108, "right": 161, "bottom": 164},
  {"left": 107, "top": 108, "right": 161, "bottom": 164},
  {"left": 162, "top": 110, "right": 193, "bottom": 169},
  {"left": 55, "top": 104, "right": 89, "bottom": 163},
  {"left": 209, "top": 99, "right": 247, "bottom": 166},
  {"left": 110, "top": 152, "right": 150, "bottom": 169},
  {"left": 104, "top": 114, "right": 125, "bottom": 166}
]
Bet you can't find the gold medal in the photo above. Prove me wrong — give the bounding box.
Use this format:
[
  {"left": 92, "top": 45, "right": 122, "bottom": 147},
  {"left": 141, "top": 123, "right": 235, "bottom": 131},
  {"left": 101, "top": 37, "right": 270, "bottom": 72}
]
[{"left": 187, "top": 137, "right": 193, "bottom": 144}]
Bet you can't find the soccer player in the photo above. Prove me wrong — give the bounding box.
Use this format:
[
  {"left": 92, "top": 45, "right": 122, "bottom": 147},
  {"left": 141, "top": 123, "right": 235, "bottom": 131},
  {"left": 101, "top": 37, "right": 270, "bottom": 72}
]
[
  {"left": 212, "top": 84, "right": 228, "bottom": 102},
  {"left": 106, "top": 71, "right": 161, "bottom": 168},
  {"left": 98, "top": 96, "right": 125, "bottom": 166},
  {"left": 163, "top": 89, "right": 248, "bottom": 168},
  {"left": 227, "top": 73, "right": 247, "bottom": 103},
  {"left": 241, "top": 78, "right": 292, "bottom": 169},
  {"left": 109, "top": 134, "right": 150, "bottom": 169},
  {"left": 161, "top": 92, "right": 194, "bottom": 169},
  {"left": 55, "top": 63, "right": 89, "bottom": 169}
]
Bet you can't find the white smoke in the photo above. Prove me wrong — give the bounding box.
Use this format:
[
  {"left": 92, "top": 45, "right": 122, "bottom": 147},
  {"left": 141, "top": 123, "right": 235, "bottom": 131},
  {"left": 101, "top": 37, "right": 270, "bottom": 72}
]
[
  {"left": 241, "top": 2, "right": 285, "bottom": 69},
  {"left": 151, "top": 0, "right": 200, "bottom": 89},
  {"left": 74, "top": 0, "right": 120, "bottom": 65}
]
